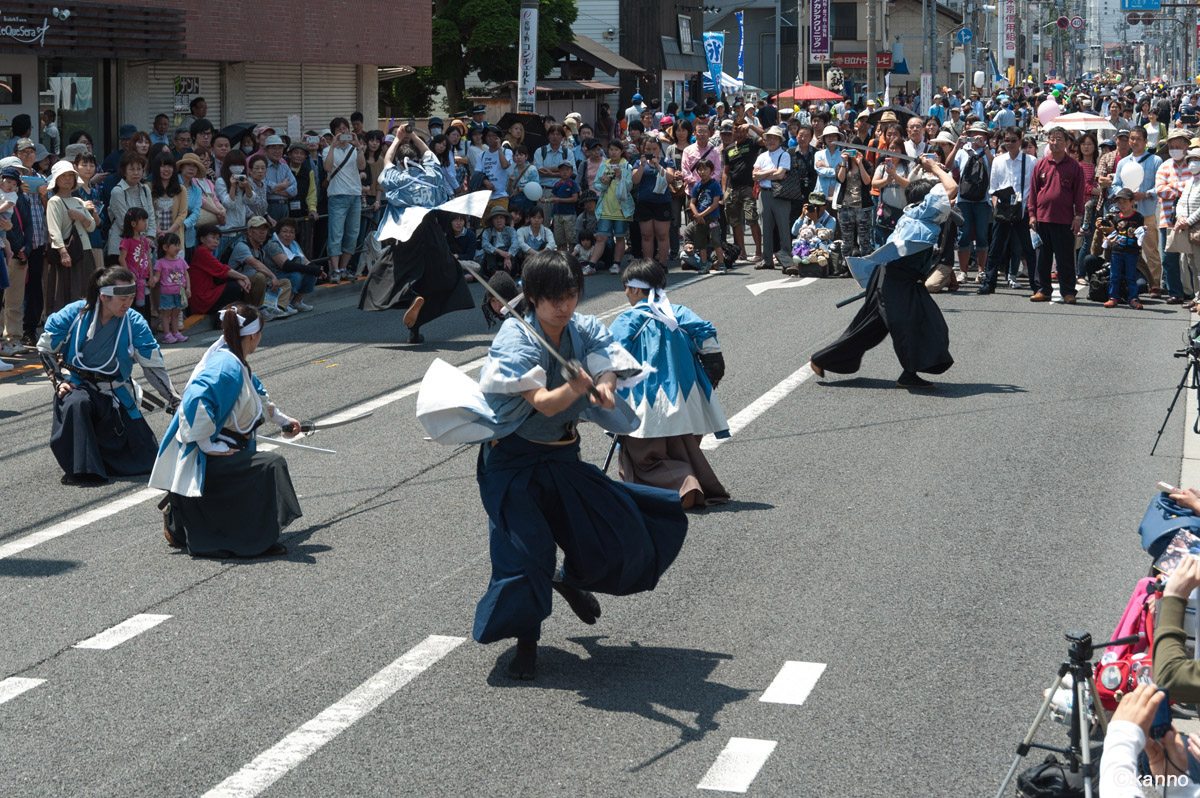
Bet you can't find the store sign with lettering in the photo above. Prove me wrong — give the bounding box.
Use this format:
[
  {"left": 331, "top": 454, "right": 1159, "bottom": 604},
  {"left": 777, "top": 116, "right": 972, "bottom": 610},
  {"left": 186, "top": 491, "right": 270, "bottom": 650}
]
[
  {"left": 831, "top": 52, "right": 893, "bottom": 69},
  {"left": 0, "top": 12, "right": 50, "bottom": 46}
]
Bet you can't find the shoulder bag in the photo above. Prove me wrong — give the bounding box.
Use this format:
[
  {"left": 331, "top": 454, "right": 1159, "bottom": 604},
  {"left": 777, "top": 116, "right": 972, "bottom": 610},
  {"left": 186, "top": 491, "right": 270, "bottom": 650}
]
[
  {"left": 46, "top": 201, "right": 86, "bottom": 270},
  {"left": 773, "top": 149, "right": 808, "bottom": 201},
  {"left": 994, "top": 155, "right": 1027, "bottom": 224},
  {"left": 321, "top": 146, "right": 356, "bottom": 190}
]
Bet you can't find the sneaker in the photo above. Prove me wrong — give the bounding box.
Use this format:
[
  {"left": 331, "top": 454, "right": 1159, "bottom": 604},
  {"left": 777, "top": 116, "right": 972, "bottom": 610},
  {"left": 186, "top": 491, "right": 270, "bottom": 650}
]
[
  {"left": 0, "top": 342, "right": 26, "bottom": 356},
  {"left": 292, "top": 301, "right": 314, "bottom": 312},
  {"left": 1130, "top": 299, "right": 1144, "bottom": 310},
  {"left": 175, "top": 332, "right": 189, "bottom": 342},
  {"left": 258, "top": 306, "right": 280, "bottom": 321},
  {"left": 1104, "top": 298, "right": 1118, "bottom": 308},
  {"left": 608, "top": 264, "right": 620, "bottom": 274},
  {"left": 280, "top": 304, "right": 299, "bottom": 316},
  {"left": 582, "top": 264, "right": 596, "bottom": 276},
  {"left": 718, "top": 265, "right": 728, "bottom": 274},
  {"left": 163, "top": 332, "right": 178, "bottom": 344},
  {"left": 0, "top": 359, "right": 12, "bottom": 372},
  {"left": 1008, "top": 279, "right": 1021, "bottom": 289}
]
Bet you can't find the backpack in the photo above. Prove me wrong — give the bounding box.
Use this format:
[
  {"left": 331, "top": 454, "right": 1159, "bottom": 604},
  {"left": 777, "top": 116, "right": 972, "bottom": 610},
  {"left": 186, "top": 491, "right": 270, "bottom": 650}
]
[
  {"left": 1015, "top": 754, "right": 1091, "bottom": 798},
  {"left": 958, "top": 151, "right": 989, "bottom": 202}
]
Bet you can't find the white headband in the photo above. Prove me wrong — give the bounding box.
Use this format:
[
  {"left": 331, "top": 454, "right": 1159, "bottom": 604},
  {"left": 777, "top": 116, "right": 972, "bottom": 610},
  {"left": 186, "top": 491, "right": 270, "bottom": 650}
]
[
  {"left": 99, "top": 284, "right": 137, "bottom": 297},
  {"left": 625, "top": 281, "right": 678, "bottom": 332},
  {"left": 219, "top": 308, "right": 262, "bottom": 337},
  {"left": 624, "top": 278, "right": 653, "bottom": 290}
]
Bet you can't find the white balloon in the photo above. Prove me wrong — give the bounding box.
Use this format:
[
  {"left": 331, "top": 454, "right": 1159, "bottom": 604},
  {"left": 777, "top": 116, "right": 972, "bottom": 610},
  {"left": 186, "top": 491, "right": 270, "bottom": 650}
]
[
  {"left": 522, "top": 181, "right": 543, "bottom": 202},
  {"left": 1118, "top": 159, "right": 1144, "bottom": 191}
]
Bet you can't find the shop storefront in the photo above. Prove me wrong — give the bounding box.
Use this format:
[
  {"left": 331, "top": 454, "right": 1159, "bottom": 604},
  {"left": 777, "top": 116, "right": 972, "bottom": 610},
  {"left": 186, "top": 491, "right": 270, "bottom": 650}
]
[{"left": 0, "top": 1, "right": 184, "bottom": 153}]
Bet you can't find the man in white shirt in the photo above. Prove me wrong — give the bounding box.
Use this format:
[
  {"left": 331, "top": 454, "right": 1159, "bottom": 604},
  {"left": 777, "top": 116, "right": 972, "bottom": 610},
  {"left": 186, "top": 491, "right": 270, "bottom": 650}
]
[
  {"left": 624, "top": 93, "right": 646, "bottom": 128},
  {"left": 751, "top": 126, "right": 792, "bottom": 269},
  {"left": 478, "top": 126, "right": 511, "bottom": 206},
  {"left": 903, "top": 115, "right": 927, "bottom": 159},
  {"left": 980, "top": 126, "right": 1036, "bottom": 293}
]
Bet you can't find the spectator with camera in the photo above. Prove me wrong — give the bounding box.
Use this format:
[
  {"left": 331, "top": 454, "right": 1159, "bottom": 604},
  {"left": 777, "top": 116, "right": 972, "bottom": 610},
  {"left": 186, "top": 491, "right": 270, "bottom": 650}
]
[
  {"left": 323, "top": 117, "right": 367, "bottom": 283},
  {"left": 950, "top": 123, "right": 994, "bottom": 285},
  {"left": 1099, "top": 682, "right": 1198, "bottom": 797}
]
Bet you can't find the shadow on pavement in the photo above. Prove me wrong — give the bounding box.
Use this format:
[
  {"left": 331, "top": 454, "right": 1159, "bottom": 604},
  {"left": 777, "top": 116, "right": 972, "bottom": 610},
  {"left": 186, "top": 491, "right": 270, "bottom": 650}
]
[
  {"left": 486, "top": 635, "right": 751, "bottom": 771},
  {"left": 818, "top": 377, "right": 1027, "bottom": 397},
  {"left": 0, "top": 558, "right": 81, "bottom": 577}
]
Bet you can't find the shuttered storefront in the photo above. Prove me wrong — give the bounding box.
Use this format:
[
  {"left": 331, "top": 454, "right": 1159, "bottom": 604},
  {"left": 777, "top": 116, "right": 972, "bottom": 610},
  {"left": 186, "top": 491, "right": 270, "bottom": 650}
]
[
  {"left": 145, "top": 61, "right": 223, "bottom": 130},
  {"left": 243, "top": 64, "right": 359, "bottom": 134}
]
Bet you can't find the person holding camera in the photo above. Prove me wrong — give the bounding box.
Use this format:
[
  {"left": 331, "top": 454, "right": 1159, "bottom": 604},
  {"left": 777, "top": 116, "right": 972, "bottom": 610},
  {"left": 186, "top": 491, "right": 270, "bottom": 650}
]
[
  {"left": 835, "top": 142, "right": 873, "bottom": 259},
  {"left": 1099, "top": 681, "right": 1198, "bottom": 797},
  {"left": 322, "top": 117, "right": 367, "bottom": 283},
  {"left": 216, "top": 151, "right": 253, "bottom": 252}
]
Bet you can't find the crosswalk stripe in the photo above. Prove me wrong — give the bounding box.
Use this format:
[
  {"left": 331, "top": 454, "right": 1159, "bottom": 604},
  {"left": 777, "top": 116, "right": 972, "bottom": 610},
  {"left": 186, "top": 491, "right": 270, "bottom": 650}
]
[
  {"left": 201, "top": 634, "right": 465, "bottom": 798},
  {"left": 697, "top": 737, "right": 778, "bottom": 793}
]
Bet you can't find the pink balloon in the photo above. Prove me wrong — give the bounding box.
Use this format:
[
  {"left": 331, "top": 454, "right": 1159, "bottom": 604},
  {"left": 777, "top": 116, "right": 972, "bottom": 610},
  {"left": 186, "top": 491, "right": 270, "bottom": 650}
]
[{"left": 1038, "top": 100, "right": 1061, "bottom": 126}]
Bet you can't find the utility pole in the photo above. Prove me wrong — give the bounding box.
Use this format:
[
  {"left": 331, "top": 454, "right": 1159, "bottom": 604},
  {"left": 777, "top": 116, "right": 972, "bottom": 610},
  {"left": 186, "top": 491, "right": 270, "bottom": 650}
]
[{"left": 867, "top": 0, "right": 877, "bottom": 102}]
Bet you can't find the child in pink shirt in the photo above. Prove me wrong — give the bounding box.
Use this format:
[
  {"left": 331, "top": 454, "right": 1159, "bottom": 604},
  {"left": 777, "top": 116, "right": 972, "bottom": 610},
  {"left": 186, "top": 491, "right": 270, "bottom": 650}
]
[
  {"left": 118, "top": 207, "right": 153, "bottom": 317},
  {"left": 154, "top": 233, "right": 191, "bottom": 342}
]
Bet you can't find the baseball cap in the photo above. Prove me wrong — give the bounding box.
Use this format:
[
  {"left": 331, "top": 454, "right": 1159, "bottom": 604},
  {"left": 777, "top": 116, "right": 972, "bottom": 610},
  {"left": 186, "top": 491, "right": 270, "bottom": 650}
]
[
  {"left": 1114, "top": 187, "right": 1135, "bottom": 200},
  {"left": 632, "top": 93, "right": 643, "bottom": 102},
  {"left": 13, "top": 137, "right": 34, "bottom": 152},
  {"left": 428, "top": 117, "right": 444, "bottom": 128},
  {"left": 118, "top": 124, "right": 137, "bottom": 139},
  {"left": 253, "top": 124, "right": 276, "bottom": 137},
  {"left": 246, "top": 216, "right": 270, "bottom": 229},
  {"left": 1099, "top": 138, "right": 1116, "bottom": 148},
  {"left": 719, "top": 120, "right": 735, "bottom": 132}
]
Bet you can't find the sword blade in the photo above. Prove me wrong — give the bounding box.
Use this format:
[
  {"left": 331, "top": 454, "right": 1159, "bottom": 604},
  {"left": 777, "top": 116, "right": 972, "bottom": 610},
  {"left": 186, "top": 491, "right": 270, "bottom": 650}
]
[
  {"left": 300, "top": 411, "right": 374, "bottom": 434},
  {"left": 259, "top": 436, "right": 337, "bottom": 454},
  {"left": 459, "top": 259, "right": 574, "bottom": 373}
]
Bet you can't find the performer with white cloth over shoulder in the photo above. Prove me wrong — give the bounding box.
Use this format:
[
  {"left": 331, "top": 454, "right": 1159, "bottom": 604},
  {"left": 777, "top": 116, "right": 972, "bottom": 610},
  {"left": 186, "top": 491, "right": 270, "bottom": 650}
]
[{"left": 150, "top": 303, "right": 302, "bottom": 558}]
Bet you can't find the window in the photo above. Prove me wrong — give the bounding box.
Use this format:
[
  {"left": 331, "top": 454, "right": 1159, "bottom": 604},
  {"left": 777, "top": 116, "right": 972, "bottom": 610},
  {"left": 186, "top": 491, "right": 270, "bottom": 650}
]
[{"left": 831, "top": 3, "right": 858, "bottom": 41}]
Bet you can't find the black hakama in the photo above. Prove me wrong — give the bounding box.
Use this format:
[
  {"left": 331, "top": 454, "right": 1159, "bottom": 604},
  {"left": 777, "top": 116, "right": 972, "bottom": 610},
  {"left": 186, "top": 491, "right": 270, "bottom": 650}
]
[
  {"left": 473, "top": 434, "right": 688, "bottom": 645},
  {"left": 358, "top": 214, "right": 474, "bottom": 329},
  {"left": 811, "top": 258, "right": 954, "bottom": 376},
  {"left": 51, "top": 384, "right": 159, "bottom": 480},
  {"left": 163, "top": 448, "right": 302, "bottom": 557}
]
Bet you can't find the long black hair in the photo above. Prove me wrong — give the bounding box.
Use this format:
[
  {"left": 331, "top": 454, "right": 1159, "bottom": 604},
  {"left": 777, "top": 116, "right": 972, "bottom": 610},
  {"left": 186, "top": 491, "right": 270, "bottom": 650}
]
[
  {"left": 83, "top": 265, "right": 135, "bottom": 312},
  {"left": 151, "top": 152, "right": 181, "bottom": 198},
  {"left": 522, "top": 250, "right": 584, "bottom": 307},
  {"left": 219, "top": 302, "right": 260, "bottom": 370}
]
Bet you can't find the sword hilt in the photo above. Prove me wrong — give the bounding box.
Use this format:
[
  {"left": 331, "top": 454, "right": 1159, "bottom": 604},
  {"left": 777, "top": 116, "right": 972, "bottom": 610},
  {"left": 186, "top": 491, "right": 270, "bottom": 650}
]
[{"left": 564, "top": 359, "right": 603, "bottom": 403}]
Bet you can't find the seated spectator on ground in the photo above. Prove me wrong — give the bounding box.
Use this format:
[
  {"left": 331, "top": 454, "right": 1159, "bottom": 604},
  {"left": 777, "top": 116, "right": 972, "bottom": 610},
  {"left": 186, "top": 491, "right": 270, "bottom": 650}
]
[
  {"left": 264, "top": 217, "right": 320, "bottom": 313},
  {"left": 188, "top": 224, "right": 266, "bottom": 316}
]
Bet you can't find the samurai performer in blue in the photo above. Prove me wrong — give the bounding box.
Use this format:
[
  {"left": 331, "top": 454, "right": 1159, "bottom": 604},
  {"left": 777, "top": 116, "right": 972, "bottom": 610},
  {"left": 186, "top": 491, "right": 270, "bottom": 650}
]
[
  {"left": 809, "top": 155, "right": 957, "bottom": 389},
  {"left": 609, "top": 259, "right": 730, "bottom": 509},
  {"left": 150, "top": 303, "right": 303, "bottom": 558},
  {"left": 415, "top": 252, "right": 688, "bottom": 680},
  {"left": 37, "top": 265, "right": 180, "bottom": 484},
  {"left": 359, "top": 126, "right": 478, "bottom": 344}
]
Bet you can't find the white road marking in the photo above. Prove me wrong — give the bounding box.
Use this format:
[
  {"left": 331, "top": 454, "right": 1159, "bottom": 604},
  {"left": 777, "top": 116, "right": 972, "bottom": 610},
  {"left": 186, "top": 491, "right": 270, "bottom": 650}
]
[
  {"left": 202, "top": 634, "right": 465, "bottom": 798},
  {"left": 73, "top": 613, "right": 172, "bottom": 650},
  {"left": 0, "top": 487, "right": 161, "bottom": 561},
  {"left": 746, "top": 276, "right": 818, "bottom": 296},
  {"left": 701, "top": 364, "right": 816, "bottom": 451},
  {"left": 0, "top": 677, "right": 45, "bottom": 705},
  {"left": 759, "top": 661, "right": 826, "bottom": 705},
  {"left": 697, "top": 737, "right": 778, "bottom": 793}
]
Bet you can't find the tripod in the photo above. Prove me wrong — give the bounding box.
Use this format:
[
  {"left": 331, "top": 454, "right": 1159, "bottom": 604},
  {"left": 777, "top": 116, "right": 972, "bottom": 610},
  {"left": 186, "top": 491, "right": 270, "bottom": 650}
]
[
  {"left": 1151, "top": 350, "right": 1199, "bottom": 456},
  {"left": 994, "top": 630, "right": 1140, "bottom": 798}
]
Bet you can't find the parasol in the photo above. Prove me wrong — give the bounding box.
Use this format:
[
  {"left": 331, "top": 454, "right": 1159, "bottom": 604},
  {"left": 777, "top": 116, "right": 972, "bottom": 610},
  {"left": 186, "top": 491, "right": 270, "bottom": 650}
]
[{"left": 773, "top": 83, "right": 844, "bottom": 103}]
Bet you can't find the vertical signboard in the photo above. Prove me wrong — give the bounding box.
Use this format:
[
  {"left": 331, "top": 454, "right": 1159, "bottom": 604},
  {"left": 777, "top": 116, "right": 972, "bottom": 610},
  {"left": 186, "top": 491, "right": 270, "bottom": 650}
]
[
  {"left": 920, "top": 72, "right": 932, "bottom": 115},
  {"left": 517, "top": 1, "right": 539, "bottom": 113},
  {"left": 704, "top": 32, "right": 725, "bottom": 86},
  {"left": 1003, "top": 0, "right": 1017, "bottom": 58},
  {"left": 810, "top": 0, "right": 830, "bottom": 62}
]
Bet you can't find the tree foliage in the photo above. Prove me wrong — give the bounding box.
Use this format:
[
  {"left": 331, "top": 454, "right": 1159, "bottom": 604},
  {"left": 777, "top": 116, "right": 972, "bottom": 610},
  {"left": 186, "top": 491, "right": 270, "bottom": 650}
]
[
  {"left": 427, "top": 0, "right": 579, "bottom": 112},
  {"left": 378, "top": 67, "right": 440, "bottom": 119}
]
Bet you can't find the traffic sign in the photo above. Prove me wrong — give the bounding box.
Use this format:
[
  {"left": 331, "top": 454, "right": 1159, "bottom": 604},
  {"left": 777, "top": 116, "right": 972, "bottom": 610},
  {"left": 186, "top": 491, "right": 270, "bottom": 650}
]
[
  {"left": 956, "top": 28, "right": 973, "bottom": 44},
  {"left": 1120, "top": 0, "right": 1161, "bottom": 10},
  {"left": 1056, "top": 16, "right": 1070, "bottom": 29},
  {"left": 1128, "top": 11, "right": 1141, "bottom": 23},
  {"left": 1070, "top": 16, "right": 1084, "bottom": 29}
]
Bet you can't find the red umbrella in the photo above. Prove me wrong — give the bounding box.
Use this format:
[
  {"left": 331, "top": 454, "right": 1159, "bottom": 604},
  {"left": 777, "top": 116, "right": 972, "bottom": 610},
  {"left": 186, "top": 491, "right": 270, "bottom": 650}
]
[{"left": 773, "top": 83, "right": 844, "bottom": 102}]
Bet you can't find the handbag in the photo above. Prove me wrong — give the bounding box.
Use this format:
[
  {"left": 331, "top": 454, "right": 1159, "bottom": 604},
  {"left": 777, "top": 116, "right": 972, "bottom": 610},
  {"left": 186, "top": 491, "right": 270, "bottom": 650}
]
[
  {"left": 46, "top": 221, "right": 85, "bottom": 270},
  {"left": 1093, "top": 576, "right": 1159, "bottom": 711},
  {"left": 1166, "top": 227, "right": 1191, "bottom": 254},
  {"left": 772, "top": 149, "right": 809, "bottom": 202},
  {"left": 993, "top": 155, "right": 1027, "bottom": 223},
  {"left": 875, "top": 200, "right": 904, "bottom": 230}
]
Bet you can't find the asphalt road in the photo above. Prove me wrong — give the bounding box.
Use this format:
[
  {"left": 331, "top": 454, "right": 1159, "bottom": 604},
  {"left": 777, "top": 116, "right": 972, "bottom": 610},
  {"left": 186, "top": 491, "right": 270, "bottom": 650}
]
[{"left": 0, "top": 265, "right": 1188, "bottom": 796}]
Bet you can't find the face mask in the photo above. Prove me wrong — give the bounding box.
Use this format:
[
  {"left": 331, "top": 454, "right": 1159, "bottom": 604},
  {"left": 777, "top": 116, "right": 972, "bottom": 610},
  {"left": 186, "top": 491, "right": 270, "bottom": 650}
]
[
  {"left": 430, "top": 126, "right": 442, "bottom": 136},
  {"left": 1190, "top": 160, "right": 1200, "bottom": 173},
  {"left": 1171, "top": 149, "right": 1186, "bottom": 161},
  {"left": 242, "top": 145, "right": 254, "bottom": 154},
  {"left": 230, "top": 166, "right": 245, "bottom": 175}
]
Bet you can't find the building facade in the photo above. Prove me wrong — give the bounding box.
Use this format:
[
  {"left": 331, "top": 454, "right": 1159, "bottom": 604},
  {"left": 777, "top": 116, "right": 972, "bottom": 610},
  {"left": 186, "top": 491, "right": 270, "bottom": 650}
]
[{"left": 0, "top": 0, "right": 428, "bottom": 154}]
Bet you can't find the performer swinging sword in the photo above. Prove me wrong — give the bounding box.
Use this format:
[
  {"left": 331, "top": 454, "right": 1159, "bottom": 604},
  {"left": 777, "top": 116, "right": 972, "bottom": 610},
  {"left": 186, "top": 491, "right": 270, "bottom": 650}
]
[
  {"left": 415, "top": 251, "right": 688, "bottom": 681},
  {"left": 809, "top": 154, "right": 957, "bottom": 389}
]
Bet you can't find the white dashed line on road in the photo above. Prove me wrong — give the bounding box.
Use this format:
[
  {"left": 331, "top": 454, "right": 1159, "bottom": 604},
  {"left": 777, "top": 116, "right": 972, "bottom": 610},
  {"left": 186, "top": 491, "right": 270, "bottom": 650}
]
[
  {"left": 759, "top": 661, "right": 826, "bottom": 705},
  {"left": 0, "top": 677, "right": 45, "bottom": 705},
  {"left": 701, "top": 363, "right": 816, "bottom": 451},
  {"left": 201, "top": 634, "right": 465, "bottom": 798},
  {"left": 697, "top": 737, "right": 778, "bottom": 793},
  {"left": 0, "top": 487, "right": 161, "bottom": 561},
  {"left": 73, "top": 614, "right": 172, "bottom": 650}
]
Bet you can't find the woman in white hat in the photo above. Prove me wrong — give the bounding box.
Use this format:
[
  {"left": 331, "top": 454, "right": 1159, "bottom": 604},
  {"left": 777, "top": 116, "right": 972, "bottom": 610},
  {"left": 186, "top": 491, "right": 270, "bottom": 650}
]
[
  {"left": 45, "top": 158, "right": 100, "bottom": 315},
  {"left": 1172, "top": 147, "right": 1200, "bottom": 306}
]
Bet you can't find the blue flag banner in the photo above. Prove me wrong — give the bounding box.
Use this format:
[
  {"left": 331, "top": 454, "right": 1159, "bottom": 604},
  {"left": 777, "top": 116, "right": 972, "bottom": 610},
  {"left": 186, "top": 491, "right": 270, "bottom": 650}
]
[
  {"left": 736, "top": 12, "right": 745, "bottom": 82},
  {"left": 703, "top": 32, "right": 724, "bottom": 87}
]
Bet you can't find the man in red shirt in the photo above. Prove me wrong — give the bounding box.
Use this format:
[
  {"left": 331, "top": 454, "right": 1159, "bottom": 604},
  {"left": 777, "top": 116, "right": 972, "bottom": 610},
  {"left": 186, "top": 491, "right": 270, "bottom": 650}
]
[
  {"left": 1027, "top": 125, "right": 1086, "bottom": 303},
  {"left": 189, "top": 225, "right": 266, "bottom": 316}
]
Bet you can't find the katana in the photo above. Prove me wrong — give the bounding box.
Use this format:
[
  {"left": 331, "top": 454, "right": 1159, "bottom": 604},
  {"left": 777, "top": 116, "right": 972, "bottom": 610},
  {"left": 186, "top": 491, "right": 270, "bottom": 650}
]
[
  {"left": 460, "top": 259, "right": 603, "bottom": 402},
  {"left": 259, "top": 436, "right": 337, "bottom": 454},
  {"left": 298, "top": 411, "right": 374, "bottom": 434}
]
